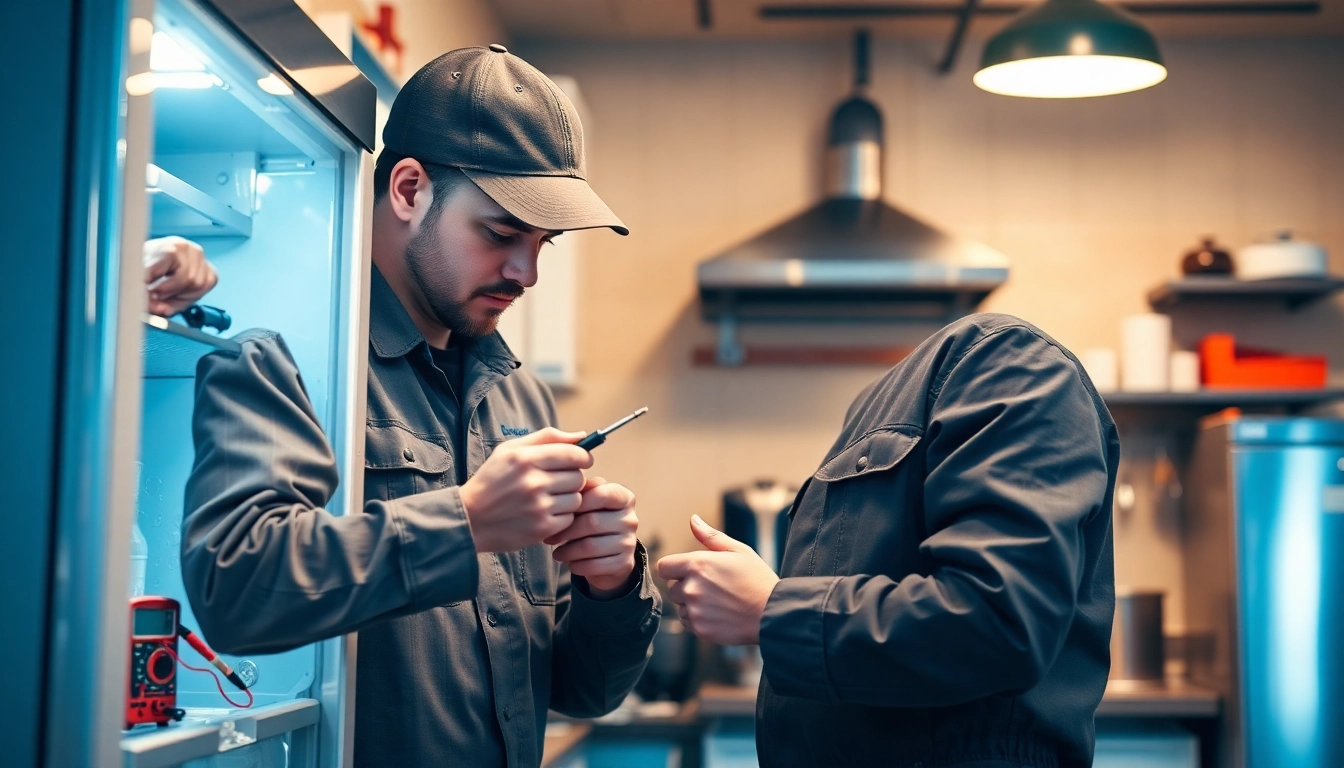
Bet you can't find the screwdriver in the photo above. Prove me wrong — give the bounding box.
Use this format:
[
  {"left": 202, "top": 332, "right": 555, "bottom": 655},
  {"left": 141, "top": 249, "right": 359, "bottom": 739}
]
[{"left": 576, "top": 407, "right": 649, "bottom": 451}]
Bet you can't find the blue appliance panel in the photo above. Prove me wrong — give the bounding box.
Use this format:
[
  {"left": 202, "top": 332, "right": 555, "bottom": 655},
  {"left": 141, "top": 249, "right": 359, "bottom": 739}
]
[{"left": 1231, "top": 419, "right": 1344, "bottom": 768}]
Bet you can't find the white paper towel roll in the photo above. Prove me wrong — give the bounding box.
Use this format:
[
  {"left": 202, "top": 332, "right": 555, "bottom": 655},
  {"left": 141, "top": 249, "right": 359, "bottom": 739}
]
[
  {"left": 1121, "top": 313, "right": 1172, "bottom": 392},
  {"left": 1079, "top": 348, "right": 1119, "bottom": 393},
  {"left": 1170, "top": 350, "right": 1201, "bottom": 392}
]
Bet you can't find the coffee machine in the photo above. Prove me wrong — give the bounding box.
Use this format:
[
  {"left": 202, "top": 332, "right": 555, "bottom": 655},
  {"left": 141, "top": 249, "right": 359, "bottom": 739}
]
[
  {"left": 718, "top": 479, "right": 796, "bottom": 688},
  {"left": 721, "top": 478, "right": 796, "bottom": 573}
]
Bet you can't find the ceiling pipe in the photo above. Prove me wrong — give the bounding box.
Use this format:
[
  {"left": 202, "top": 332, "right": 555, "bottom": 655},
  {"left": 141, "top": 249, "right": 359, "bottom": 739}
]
[
  {"left": 760, "top": 2, "right": 1319, "bottom": 18},
  {"left": 938, "top": 0, "right": 981, "bottom": 72}
]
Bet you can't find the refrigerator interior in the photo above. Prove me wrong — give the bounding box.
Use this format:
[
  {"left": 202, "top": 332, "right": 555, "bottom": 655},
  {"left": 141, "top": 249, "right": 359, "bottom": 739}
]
[{"left": 131, "top": 0, "right": 357, "bottom": 718}]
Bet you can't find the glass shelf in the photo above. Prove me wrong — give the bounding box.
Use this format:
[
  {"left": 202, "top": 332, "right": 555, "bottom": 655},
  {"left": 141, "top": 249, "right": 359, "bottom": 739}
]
[
  {"left": 120, "top": 698, "right": 318, "bottom": 768},
  {"left": 142, "top": 315, "right": 240, "bottom": 379},
  {"left": 147, "top": 163, "right": 252, "bottom": 239}
]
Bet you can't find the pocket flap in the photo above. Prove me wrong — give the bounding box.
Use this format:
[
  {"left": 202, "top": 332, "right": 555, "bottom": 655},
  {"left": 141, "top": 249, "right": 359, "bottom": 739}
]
[
  {"left": 365, "top": 422, "right": 453, "bottom": 474},
  {"left": 815, "top": 427, "right": 921, "bottom": 482}
]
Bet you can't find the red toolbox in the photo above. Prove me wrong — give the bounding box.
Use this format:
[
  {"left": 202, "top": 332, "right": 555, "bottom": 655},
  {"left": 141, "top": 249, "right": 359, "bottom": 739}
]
[{"left": 1199, "top": 333, "right": 1327, "bottom": 388}]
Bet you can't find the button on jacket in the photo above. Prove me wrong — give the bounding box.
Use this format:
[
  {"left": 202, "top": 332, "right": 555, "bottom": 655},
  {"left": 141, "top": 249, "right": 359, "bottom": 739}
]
[
  {"left": 757, "top": 314, "right": 1118, "bottom": 768},
  {"left": 182, "top": 267, "right": 660, "bottom": 767}
]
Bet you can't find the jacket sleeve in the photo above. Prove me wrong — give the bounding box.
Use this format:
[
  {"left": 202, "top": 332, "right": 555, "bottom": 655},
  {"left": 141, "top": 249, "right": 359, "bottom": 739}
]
[
  {"left": 759, "top": 325, "right": 1109, "bottom": 708},
  {"left": 522, "top": 377, "right": 660, "bottom": 717},
  {"left": 548, "top": 545, "right": 662, "bottom": 717},
  {"left": 180, "top": 330, "right": 478, "bottom": 655}
]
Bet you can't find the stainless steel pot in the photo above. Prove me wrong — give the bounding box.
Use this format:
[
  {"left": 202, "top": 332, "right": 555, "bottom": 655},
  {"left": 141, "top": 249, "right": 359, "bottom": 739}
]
[{"left": 1111, "top": 588, "right": 1166, "bottom": 689}]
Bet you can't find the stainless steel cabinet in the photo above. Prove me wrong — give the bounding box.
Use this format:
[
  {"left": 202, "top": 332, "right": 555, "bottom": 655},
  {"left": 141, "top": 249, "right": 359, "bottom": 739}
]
[{"left": 1184, "top": 417, "right": 1344, "bottom": 768}]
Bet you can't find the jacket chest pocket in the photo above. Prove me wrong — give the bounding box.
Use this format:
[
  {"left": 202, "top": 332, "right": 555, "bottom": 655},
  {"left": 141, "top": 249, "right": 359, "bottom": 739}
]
[
  {"left": 364, "top": 422, "right": 454, "bottom": 501},
  {"left": 509, "top": 544, "right": 558, "bottom": 606},
  {"left": 802, "top": 426, "right": 922, "bottom": 576}
]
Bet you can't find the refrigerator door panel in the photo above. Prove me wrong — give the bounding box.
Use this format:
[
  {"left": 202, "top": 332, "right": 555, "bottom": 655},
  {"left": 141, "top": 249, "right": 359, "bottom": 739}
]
[
  {"left": 313, "top": 141, "right": 374, "bottom": 768},
  {"left": 1234, "top": 443, "right": 1344, "bottom": 768},
  {"left": 0, "top": 1, "right": 77, "bottom": 763},
  {"left": 44, "top": 0, "right": 153, "bottom": 764}
]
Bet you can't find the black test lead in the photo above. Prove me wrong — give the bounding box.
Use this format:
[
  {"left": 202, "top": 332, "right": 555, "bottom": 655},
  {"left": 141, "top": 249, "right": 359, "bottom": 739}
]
[{"left": 576, "top": 407, "right": 649, "bottom": 451}]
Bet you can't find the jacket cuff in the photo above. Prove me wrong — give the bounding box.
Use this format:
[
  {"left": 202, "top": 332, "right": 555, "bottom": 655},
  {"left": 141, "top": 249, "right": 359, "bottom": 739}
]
[
  {"left": 389, "top": 486, "right": 479, "bottom": 609},
  {"left": 569, "top": 542, "right": 659, "bottom": 636},
  {"left": 759, "top": 575, "right": 841, "bottom": 700}
]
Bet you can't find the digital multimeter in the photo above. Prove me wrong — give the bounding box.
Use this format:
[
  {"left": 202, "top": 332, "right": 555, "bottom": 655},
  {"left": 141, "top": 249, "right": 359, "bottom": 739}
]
[{"left": 126, "top": 596, "right": 185, "bottom": 728}]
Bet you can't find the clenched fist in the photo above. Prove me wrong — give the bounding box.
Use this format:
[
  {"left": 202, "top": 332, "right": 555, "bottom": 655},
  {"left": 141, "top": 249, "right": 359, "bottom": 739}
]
[
  {"left": 545, "top": 476, "right": 640, "bottom": 597},
  {"left": 459, "top": 428, "right": 593, "bottom": 554},
  {"left": 143, "top": 236, "right": 219, "bottom": 316}
]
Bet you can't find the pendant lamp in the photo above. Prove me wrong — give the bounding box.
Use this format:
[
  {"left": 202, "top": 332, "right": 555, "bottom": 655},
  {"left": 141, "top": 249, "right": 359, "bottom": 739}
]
[{"left": 974, "top": 0, "right": 1166, "bottom": 98}]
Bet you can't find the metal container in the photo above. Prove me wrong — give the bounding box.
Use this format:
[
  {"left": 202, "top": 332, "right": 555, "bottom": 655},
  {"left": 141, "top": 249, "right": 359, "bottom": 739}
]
[
  {"left": 1111, "top": 588, "right": 1165, "bottom": 689},
  {"left": 1183, "top": 417, "right": 1344, "bottom": 768}
]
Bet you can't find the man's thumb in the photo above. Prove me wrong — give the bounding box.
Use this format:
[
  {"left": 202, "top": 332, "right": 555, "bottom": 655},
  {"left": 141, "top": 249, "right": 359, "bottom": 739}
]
[{"left": 691, "top": 514, "right": 744, "bottom": 553}]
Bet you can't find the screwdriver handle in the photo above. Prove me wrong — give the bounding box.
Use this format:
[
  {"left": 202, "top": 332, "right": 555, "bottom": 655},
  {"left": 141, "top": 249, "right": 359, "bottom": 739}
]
[{"left": 576, "top": 432, "right": 606, "bottom": 452}]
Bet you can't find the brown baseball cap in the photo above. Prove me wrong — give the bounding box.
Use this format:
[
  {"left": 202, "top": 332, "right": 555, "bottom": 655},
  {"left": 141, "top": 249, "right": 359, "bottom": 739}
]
[{"left": 382, "top": 44, "right": 628, "bottom": 236}]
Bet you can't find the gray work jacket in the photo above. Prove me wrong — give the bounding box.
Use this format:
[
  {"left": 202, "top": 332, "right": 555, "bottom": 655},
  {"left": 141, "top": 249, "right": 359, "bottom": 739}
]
[
  {"left": 757, "top": 314, "right": 1118, "bottom": 768},
  {"left": 181, "top": 267, "right": 660, "bottom": 767}
]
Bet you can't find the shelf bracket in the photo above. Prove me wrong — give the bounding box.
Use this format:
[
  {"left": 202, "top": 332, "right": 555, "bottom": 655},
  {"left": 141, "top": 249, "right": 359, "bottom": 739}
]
[
  {"left": 937, "top": 0, "right": 979, "bottom": 73},
  {"left": 716, "top": 310, "right": 746, "bottom": 366}
]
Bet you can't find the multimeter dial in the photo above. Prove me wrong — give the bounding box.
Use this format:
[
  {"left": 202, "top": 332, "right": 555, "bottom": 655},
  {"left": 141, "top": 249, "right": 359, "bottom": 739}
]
[{"left": 147, "top": 649, "right": 175, "bottom": 684}]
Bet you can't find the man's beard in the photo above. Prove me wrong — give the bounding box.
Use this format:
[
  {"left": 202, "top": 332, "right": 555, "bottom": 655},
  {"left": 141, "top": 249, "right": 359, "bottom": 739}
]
[{"left": 405, "top": 222, "right": 525, "bottom": 339}]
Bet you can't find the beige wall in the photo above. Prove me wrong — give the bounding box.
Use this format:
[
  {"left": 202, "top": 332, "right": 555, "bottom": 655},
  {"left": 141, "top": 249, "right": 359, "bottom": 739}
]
[{"left": 517, "top": 36, "right": 1344, "bottom": 635}]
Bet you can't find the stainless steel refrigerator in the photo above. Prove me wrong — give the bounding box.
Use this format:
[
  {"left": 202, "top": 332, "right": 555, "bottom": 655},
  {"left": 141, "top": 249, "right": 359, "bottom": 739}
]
[
  {"left": 1183, "top": 416, "right": 1344, "bottom": 768},
  {"left": 30, "top": 0, "right": 377, "bottom": 765}
]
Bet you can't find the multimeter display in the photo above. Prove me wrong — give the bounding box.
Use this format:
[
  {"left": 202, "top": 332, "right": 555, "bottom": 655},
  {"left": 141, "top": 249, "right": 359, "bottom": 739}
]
[{"left": 134, "top": 608, "right": 175, "bottom": 637}]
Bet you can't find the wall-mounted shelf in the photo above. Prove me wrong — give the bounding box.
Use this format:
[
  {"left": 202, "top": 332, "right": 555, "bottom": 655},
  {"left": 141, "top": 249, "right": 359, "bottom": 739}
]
[
  {"left": 146, "top": 163, "right": 252, "bottom": 239},
  {"left": 1102, "top": 388, "right": 1344, "bottom": 414},
  {"left": 350, "top": 26, "right": 400, "bottom": 104},
  {"left": 1147, "top": 275, "right": 1344, "bottom": 312},
  {"left": 142, "top": 314, "right": 241, "bottom": 378},
  {"left": 121, "top": 698, "right": 318, "bottom": 768},
  {"left": 691, "top": 344, "right": 914, "bottom": 367}
]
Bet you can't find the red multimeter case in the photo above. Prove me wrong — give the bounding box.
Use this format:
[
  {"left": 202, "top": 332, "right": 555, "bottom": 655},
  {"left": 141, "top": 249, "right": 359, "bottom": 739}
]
[{"left": 126, "top": 596, "right": 183, "bottom": 728}]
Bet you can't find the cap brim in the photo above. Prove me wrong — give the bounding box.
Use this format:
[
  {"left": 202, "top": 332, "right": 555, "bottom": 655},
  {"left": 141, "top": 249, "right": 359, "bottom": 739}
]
[{"left": 462, "top": 170, "right": 629, "bottom": 236}]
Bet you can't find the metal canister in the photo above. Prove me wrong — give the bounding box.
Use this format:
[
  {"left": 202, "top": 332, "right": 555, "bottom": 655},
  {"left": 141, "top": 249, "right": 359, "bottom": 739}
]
[{"left": 1110, "top": 588, "right": 1166, "bottom": 688}]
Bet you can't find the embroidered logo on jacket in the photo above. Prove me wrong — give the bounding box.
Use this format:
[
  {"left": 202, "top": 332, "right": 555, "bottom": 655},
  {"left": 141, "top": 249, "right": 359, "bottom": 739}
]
[{"left": 501, "top": 426, "right": 532, "bottom": 437}]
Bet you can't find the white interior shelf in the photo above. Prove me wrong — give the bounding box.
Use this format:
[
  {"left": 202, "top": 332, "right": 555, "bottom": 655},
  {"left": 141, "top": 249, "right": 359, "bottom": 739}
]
[
  {"left": 142, "top": 314, "right": 241, "bottom": 379},
  {"left": 120, "top": 698, "right": 319, "bottom": 768},
  {"left": 146, "top": 163, "right": 252, "bottom": 239}
]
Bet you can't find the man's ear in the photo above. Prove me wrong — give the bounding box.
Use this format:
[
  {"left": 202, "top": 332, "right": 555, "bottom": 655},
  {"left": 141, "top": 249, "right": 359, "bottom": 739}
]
[{"left": 387, "top": 158, "right": 434, "bottom": 226}]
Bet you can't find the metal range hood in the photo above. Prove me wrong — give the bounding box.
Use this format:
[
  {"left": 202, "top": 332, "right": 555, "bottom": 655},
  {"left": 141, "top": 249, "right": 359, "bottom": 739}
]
[{"left": 697, "top": 30, "right": 1009, "bottom": 339}]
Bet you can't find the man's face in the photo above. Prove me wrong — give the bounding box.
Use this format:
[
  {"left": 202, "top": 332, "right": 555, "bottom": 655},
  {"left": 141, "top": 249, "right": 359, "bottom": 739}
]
[{"left": 404, "top": 177, "right": 560, "bottom": 338}]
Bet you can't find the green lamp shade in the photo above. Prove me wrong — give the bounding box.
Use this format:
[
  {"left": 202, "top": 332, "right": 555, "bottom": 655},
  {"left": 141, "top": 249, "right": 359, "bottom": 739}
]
[{"left": 975, "top": 0, "right": 1167, "bottom": 98}]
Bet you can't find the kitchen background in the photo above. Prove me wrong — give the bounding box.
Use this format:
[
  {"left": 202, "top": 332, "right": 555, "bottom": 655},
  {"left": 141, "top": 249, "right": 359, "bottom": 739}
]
[
  {"left": 301, "top": 0, "right": 1344, "bottom": 640},
  {"left": 12, "top": 1, "right": 1341, "bottom": 765}
]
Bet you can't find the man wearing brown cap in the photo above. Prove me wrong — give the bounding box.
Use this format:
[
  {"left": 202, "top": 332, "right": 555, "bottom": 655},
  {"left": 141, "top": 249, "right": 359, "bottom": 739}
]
[{"left": 181, "top": 45, "right": 659, "bottom": 767}]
